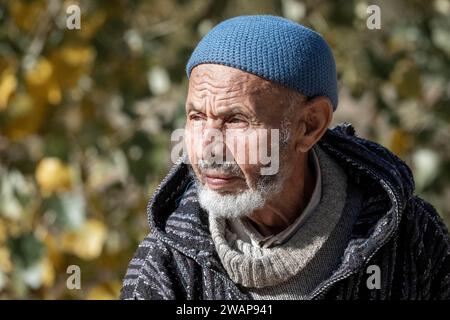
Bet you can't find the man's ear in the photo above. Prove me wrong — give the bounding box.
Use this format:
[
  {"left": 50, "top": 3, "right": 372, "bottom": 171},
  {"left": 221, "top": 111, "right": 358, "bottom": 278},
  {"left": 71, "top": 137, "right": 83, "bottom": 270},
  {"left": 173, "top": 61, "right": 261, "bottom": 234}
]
[{"left": 295, "top": 96, "right": 333, "bottom": 153}]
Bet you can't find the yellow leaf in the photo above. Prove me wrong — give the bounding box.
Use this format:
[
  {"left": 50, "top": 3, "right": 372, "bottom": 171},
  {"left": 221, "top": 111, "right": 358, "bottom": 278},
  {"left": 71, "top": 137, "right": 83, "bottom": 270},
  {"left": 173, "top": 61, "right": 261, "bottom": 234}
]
[
  {"left": 3, "top": 58, "right": 59, "bottom": 139},
  {"left": 0, "top": 68, "right": 17, "bottom": 110},
  {"left": 3, "top": 93, "right": 48, "bottom": 140},
  {"left": 41, "top": 257, "right": 55, "bottom": 288},
  {"left": 25, "top": 58, "right": 53, "bottom": 87},
  {"left": 79, "top": 11, "right": 106, "bottom": 40},
  {"left": 0, "top": 246, "right": 12, "bottom": 273},
  {"left": 390, "top": 59, "right": 422, "bottom": 99},
  {"left": 42, "top": 232, "right": 63, "bottom": 270},
  {"left": 86, "top": 286, "right": 113, "bottom": 300},
  {"left": 48, "top": 82, "right": 62, "bottom": 105},
  {"left": 51, "top": 44, "right": 96, "bottom": 89},
  {"left": 389, "top": 129, "right": 414, "bottom": 157},
  {"left": 86, "top": 281, "right": 121, "bottom": 300},
  {"left": 0, "top": 221, "right": 6, "bottom": 244},
  {"left": 9, "top": 0, "right": 45, "bottom": 32},
  {"left": 61, "top": 219, "right": 107, "bottom": 260},
  {"left": 59, "top": 45, "right": 95, "bottom": 67},
  {"left": 6, "top": 93, "right": 33, "bottom": 118},
  {"left": 25, "top": 58, "right": 61, "bottom": 105},
  {"left": 35, "top": 158, "right": 73, "bottom": 196}
]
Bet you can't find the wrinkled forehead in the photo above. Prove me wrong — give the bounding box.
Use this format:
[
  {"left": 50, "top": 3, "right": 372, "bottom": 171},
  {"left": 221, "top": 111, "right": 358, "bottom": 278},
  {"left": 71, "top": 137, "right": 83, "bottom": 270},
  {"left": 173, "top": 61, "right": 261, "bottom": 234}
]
[{"left": 188, "top": 64, "right": 285, "bottom": 98}]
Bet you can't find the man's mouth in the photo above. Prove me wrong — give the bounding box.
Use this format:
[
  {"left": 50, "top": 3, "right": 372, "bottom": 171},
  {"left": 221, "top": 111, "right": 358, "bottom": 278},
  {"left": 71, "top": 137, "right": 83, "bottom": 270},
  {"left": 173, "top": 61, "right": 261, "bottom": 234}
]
[{"left": 202, "top": 172, "right": 242, "bottom": 189}]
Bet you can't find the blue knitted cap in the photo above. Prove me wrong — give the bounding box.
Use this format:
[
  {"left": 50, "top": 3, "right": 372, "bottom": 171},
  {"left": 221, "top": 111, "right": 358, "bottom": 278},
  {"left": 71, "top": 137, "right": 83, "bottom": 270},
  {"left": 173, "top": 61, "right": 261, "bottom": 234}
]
[{"left": 186, "top": 15, "right": 338, "bottom": 110}]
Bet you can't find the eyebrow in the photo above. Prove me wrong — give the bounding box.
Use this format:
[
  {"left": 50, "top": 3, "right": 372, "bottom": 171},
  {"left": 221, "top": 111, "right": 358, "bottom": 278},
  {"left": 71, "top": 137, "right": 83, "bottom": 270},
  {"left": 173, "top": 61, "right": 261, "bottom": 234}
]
[
  {"left": 186, "top": 102, "right": 200, "bottom": 112},
  {"left": 186, "top": 102, "right": 252, "bottom": 118}
]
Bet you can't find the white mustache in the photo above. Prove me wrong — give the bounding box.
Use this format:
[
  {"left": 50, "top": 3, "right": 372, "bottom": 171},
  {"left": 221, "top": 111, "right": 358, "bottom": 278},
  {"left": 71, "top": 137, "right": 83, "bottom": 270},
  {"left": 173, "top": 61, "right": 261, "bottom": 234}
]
[{"left": 197, "top": 159, "right": 244, "bottom": 177}]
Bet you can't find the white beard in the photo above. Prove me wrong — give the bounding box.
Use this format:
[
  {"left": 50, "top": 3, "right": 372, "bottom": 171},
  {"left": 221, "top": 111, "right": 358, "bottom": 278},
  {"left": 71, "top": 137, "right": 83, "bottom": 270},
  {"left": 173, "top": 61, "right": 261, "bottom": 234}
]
[
  {"left": 197, "top": 184, "right": 265, "bottom": 219},
  {"left": 193, "top": 170, "right": 285, "bottom": 219}
]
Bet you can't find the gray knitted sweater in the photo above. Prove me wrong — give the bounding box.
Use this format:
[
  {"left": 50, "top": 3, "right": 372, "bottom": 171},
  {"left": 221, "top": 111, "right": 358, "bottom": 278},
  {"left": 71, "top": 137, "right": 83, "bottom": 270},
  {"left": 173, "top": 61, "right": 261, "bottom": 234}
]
[{"left": 209, "top": 146, "right": 362, "bottom": 299}]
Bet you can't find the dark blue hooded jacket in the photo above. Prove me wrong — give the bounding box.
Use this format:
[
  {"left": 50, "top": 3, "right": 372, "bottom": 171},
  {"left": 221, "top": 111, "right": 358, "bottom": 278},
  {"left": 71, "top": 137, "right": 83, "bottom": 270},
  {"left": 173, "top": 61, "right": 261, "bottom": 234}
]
[{"left": 121, "top": 123, "right": 450, "bottom": 300}]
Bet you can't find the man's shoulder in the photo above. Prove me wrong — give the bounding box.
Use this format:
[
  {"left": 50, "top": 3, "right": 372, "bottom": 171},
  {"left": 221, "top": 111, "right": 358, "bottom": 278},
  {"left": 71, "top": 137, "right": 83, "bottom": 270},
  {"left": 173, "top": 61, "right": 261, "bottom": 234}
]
[
  {"left": 120, "top": 232, "right": 176, "bottom": 299},
  {"left": 402, "top": 195, "right": 450, "bottom": 241},
  {"left": 322, "top": 124, "right": 416, "bottom": 211}
]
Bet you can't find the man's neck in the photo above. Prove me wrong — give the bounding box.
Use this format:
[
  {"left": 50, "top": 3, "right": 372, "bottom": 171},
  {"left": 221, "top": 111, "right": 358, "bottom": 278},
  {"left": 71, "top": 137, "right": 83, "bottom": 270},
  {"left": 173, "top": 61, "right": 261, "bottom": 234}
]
[{"left": 247, "top": 150, "right": 316, "bottom": 237}]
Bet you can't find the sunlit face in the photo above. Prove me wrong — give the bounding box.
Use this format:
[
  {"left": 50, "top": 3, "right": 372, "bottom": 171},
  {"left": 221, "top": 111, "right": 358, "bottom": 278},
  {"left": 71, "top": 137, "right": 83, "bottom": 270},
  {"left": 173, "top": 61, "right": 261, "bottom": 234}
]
[{"left": 184, "top": 64, "right": 303, "bottom": 218}]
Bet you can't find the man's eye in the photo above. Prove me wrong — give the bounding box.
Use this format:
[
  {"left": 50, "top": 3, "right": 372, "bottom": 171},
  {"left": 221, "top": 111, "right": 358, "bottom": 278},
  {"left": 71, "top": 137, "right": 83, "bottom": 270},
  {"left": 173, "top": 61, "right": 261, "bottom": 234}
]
[
  {"left": 190, "top": 114, "right": 205, "bottom": 121},
  {"left": 228, "top": 117, "right": 245, "bottom": 124}
]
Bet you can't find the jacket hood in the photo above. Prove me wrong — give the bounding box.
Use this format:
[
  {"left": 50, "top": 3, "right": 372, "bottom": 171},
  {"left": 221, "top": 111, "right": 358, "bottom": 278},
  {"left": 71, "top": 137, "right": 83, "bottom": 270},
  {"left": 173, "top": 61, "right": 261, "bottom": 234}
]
[{"left": 145, "top": 123, "right": 415, "bottom": 292}]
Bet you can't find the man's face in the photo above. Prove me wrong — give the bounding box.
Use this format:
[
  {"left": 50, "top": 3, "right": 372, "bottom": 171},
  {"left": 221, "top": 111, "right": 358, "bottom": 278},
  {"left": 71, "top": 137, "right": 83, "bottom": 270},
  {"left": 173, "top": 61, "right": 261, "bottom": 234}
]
[{"left": 184, "top": 64, "right": 302, "bottom": 218}]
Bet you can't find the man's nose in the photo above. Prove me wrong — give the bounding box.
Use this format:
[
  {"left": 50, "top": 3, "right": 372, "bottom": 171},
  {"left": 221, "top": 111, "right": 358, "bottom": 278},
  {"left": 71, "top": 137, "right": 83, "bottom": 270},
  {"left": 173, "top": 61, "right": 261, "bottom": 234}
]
[{"left": 202, "top": 127, "right": 223, "bottom": 156}]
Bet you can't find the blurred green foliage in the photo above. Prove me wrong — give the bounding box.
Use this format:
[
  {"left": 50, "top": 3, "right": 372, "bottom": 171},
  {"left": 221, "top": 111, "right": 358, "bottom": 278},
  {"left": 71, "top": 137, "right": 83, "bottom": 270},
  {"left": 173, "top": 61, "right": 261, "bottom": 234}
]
[{"left": 0, "top": 0, "right": 449, "bottom": 299}]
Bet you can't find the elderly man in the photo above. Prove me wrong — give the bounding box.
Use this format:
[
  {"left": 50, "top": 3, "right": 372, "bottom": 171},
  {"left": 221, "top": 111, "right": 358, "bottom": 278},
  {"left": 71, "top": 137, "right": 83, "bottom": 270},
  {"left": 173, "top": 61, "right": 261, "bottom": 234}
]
[{"left": 121, "top": 15, "right": 450, "bottom": 300}]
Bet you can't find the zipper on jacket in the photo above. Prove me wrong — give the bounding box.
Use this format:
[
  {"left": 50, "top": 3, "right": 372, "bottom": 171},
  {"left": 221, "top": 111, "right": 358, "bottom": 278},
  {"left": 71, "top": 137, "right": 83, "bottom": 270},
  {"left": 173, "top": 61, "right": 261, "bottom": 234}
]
[{"left": 308, "top": 143, "right": 403, "bottom": 299}]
